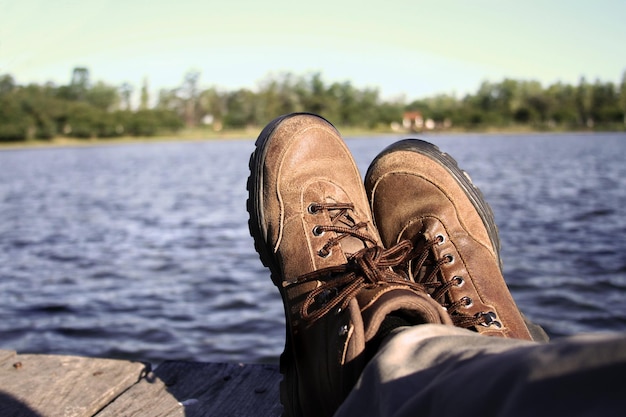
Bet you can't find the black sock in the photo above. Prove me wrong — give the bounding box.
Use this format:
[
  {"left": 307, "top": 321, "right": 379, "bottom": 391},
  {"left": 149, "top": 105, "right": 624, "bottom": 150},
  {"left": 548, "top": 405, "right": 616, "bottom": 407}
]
[{"left": 365, "top": 314, "right": 414, "bottom": 360}]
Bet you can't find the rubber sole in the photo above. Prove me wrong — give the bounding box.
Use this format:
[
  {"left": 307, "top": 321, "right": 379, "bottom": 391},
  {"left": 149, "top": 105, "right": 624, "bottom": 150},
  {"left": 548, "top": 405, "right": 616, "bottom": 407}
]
[{"left": 247, "top": 113, "right": 293, "bottom": 283}]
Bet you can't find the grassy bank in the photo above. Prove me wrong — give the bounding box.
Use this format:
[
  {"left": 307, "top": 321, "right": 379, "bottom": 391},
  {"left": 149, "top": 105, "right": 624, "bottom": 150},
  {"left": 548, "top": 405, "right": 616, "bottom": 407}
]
[
  {"left": 0, "top": 128, "right": 257, "bottom": 151},
  {"left": 0, "top": 125, "right": 397, "bottom": 150},
  {"left": 1, "top": 124, "right": 623, "bottom": 151}
]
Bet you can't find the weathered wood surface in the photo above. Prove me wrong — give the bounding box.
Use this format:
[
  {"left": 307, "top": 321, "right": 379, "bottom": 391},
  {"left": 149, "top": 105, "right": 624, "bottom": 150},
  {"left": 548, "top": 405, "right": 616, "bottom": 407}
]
[
  {"left": 99, "top": 361, "right": 282, "bottom": 417},
  {"left": 0, "top": 350, "right": 282, "bottom": 417},
  {"left": 0, "top": 349, "right": 147, "bottom": 417},
  {"left": 0, "top": 350, "right": 15, "bottom": 365}
]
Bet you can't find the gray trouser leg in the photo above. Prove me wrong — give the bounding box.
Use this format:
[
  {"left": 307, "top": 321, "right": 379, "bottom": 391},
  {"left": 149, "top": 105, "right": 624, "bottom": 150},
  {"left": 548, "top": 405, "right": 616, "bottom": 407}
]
[{"left": 335, "top": 324, "right": 626, "bottom": 417}]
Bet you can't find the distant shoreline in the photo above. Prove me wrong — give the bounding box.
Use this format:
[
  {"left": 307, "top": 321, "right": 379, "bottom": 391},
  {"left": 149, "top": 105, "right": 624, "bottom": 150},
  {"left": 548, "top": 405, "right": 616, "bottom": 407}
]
[{"left": 1, "top": 125, "right": 623, "bottom": 151}]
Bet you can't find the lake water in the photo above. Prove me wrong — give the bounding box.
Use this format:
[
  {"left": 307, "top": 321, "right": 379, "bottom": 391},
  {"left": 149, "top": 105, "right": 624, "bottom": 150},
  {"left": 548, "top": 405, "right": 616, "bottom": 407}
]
[{"left": 1, "top": 132, "right": 625, "bottom": 365}]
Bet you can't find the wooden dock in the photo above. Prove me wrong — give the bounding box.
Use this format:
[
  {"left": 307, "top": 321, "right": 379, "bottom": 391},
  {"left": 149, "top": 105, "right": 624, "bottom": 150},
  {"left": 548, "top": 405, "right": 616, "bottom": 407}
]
[{"left": 0, "top": 349, "right": 282, "bottom": 417}]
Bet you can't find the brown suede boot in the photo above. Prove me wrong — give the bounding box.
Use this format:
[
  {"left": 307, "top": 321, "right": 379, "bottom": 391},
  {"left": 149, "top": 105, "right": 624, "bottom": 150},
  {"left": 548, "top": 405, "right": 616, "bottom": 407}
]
[
  {"left": 365, "top": 139, "right": 536, "bottom": 340},
  {"left": 248, "top": 114, "right": 452, "bottom": 417}
]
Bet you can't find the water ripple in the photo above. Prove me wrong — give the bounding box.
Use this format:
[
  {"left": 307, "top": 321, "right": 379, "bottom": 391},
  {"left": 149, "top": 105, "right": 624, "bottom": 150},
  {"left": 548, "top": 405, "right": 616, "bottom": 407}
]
[{"left": 1, "top": 134, "right": 625, "bottom": 363}]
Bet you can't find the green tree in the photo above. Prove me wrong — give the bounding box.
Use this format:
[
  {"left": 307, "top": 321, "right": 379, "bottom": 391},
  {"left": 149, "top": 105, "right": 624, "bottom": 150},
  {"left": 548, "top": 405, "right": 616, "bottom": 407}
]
[
  {"left": 140, "top": 77, "right": 150, "bottom": 110},
  {"left": 494, "top": 78, "right": 518, "bottom": 120},
  {"left": 16, "top": 83, "right": 64, "bottom": 138},
  {"left": 86, "top": 81, "right": 119, "bottom": 111},
  {"left": 576, "top": 76, "right": 594, "bottom": 127},
  {"left": 0, "top": 74, "right": 16, "bottom": 96},
  {"left": 545, "top": 82, "right": 578, "bottom": 127},
  {"left": 198, "top": 87, "right": 227, "bottom": 129},
  {"left": 156, "top": 88, "right": 181, "bottom": 112},
  {"left": 119, "top": 82, "right": 134, "bottom": 111},
  {"left": 299, "top": 72, "right": 328, "bottom": 116},
  {"left": 3, "top": 67, "right": 626, "bottom": 141},
  {"left": 590, "top": 80, "right": 621, "bottom": 125},
  {"left": 255, "top": 72, "right": 303, "bottom": 125},
  {"left": 70, "top": 67, "right": 90, "bottom": 100},
  {"left": 0, "top": 95, "right": 32, "bottom": 141},
  {"left": 65, "top": 102, "right": 101, "bottom": 138},
  {"left": 181, "top": 70, "right": 201, "bottom": 127},
  {"left": 376, "top": 100, "right": 404, "bottom": 127},
  {"left": 126, "top": 109, "right": 159, "bottom": 136},
  {"left": 619, "top": 70, "right": 626, "bottom": 128},
  {"left": 354, "top": 87, "right": 383, "bottom": 129},
  {"left": 462, "top": 82, "right": 505, "bottom": 127},
  {"left": 223, "top": 88, "right": 256, "bottom": 128},
  {"left": 333, "top": 81, "right": 358, "bottom": 126}
]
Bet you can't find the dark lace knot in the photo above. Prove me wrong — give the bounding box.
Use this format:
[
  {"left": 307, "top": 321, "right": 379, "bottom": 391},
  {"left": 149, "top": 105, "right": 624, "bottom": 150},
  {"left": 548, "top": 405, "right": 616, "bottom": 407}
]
[
  {"left": 293, "top": 240, "right": 418, "bottom": 325},
  {"left": 353, "top": 242, "right": 415, "bottom": 284}
]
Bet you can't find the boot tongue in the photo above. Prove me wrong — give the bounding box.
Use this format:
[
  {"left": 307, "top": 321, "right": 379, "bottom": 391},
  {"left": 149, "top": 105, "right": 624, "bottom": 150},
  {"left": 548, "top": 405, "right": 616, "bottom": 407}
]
[
  {"left": 339, "top": 229, "right": 370, "bottom": 255},
  {"left": 356, "top": 286, "right": 453, "bottom": 343}
]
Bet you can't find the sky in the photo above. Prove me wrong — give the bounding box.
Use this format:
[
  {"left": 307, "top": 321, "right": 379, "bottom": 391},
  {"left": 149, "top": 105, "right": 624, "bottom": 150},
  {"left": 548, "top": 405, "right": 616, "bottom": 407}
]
[{"left": 1, "top": 0, "right": 625, "bottom": 103}]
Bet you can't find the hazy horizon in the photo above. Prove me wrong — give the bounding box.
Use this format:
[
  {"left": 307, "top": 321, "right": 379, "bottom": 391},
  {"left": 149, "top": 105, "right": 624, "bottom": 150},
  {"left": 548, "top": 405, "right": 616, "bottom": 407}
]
[{"left": 1, "top": 0, "right": 625, "bottom": 103}]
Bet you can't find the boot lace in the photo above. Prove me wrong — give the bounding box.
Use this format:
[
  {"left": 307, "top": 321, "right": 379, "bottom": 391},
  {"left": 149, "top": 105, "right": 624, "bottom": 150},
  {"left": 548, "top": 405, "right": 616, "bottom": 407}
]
[
  {"left": 289, "top": 201, "right": 425, "bottom": 326},
  {"left": 407, "top": 234, "right": 500, "bottom": 329},
  {"left": 292, "top": 241, "right": 423, "bottom": 325},
  {"left": 308, "top": 202, "right": 378, "bottom": 258}
]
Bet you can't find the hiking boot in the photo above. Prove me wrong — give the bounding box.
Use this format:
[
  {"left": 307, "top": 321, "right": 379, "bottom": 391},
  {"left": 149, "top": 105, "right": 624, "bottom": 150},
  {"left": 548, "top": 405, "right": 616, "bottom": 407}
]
[
  {"left": 365, "top": 139, "right": 535, "bottom": 340},
  {"left": 247, "top": 114, "right": 452, "bottom": 417}
]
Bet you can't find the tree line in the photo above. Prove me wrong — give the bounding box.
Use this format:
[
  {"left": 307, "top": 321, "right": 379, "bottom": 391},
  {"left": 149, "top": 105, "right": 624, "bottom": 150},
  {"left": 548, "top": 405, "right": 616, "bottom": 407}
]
[{"left": 1, "top": 67, "right": 625, "bottom": 142}]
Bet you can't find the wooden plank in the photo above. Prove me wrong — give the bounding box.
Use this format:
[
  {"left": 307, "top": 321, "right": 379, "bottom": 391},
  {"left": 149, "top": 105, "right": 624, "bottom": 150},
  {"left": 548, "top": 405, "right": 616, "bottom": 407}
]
[
  {"left": 0, "top": 353, "right": 148, "bottom": 417},
  {"left": 156, "top": 362, "right": 282, "bottom": 417},
  {"left": 94, "top": 369, "right": 184, "bottom": 417},
  {"left": 102, "top": 361, "right": 282, "bottom": 417},
  {"left": 0, "top": 350, "right": 16, "bottom": 365}
]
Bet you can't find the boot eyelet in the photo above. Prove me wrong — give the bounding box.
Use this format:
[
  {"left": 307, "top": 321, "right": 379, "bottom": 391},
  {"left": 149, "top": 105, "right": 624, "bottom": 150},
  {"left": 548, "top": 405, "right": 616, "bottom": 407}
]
[
  {"left": 308, "top": 203, "right": 320, "bottom": 214},
  {"left": 338, "top": 324, "right": 349, "bottom": 336},
  {"left": 453, "top": 276, "right": 464, "bottom": 287},
  {"left": 461, "top": 296, "right": 473, "bottom": 308},
  {"left": 436, "top": 234, "right": 446, "bottom": 244},
  {"left": 477, "top": 311, "right": 501, "bottom": 327},
  {"left": 312, "top": 226, "right": 325, "bottom": 236},
  {"left": 444, "top": 254, "right": 454, "bottom": 264},
  {"left": 318, "top": 248, "right": 331, "bottom": 258}
]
